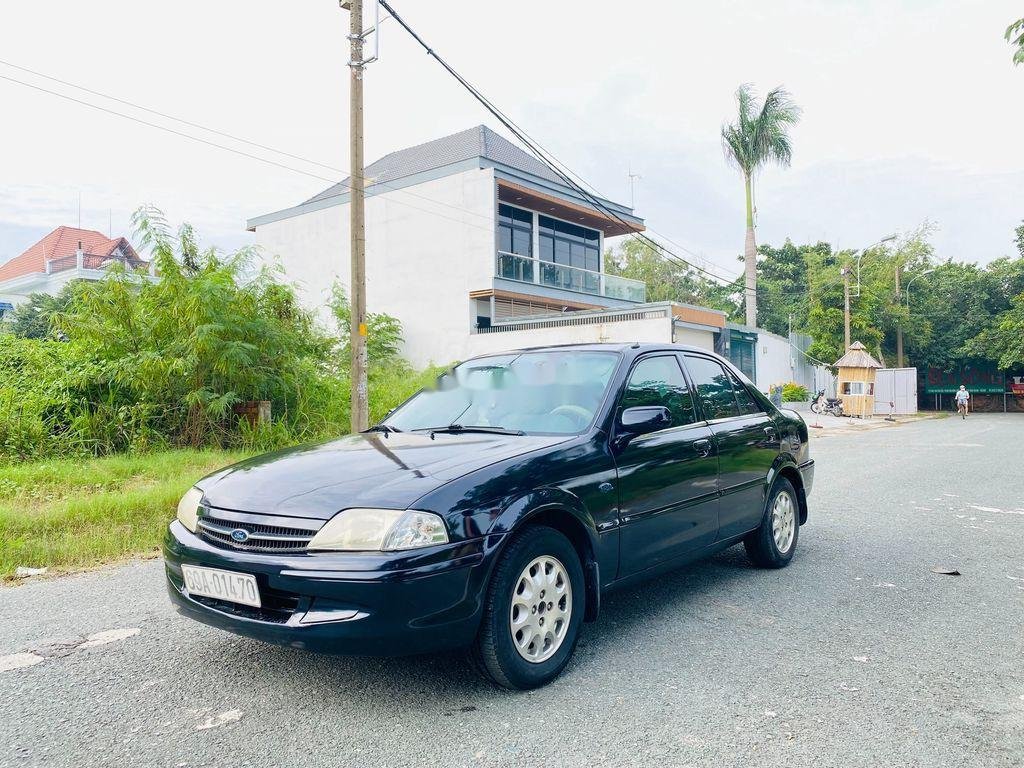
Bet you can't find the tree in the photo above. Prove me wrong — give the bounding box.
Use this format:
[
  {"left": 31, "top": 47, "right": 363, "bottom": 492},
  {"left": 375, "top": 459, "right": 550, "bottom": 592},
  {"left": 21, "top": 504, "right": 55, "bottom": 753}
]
[
  {"left": 329, "top": 283, "right": 403, "bottom": 364},
  {"left": 1007, "top": 18, "right": 1024, "bottom": 66},
  {"left": 7, "top": 284, "right": 77, "bottom": 339},
  {"left": 753, "top": 240, "right": 824, "bottom": 335},
  {"left": 56, "top": 206, "right": 333, "bottom": 447},
  {"left": 783, "top": 232, "right": 938, "bottom": 367},
  {"left": 960, "top": 251, "right": 1024, "bottom": 369},
  {"left": 604, "top": 239, "right": 741, "bottom": 316},
  {"left": 721, "top": 84, "right": 801, "bottom": 327}
]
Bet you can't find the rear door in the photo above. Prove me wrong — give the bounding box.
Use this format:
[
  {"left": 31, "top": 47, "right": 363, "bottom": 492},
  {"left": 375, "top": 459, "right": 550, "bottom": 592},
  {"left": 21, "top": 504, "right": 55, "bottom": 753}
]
[
  {"left": 615, "top": 354, "right": 719, "bottom": 576},
  {"left": 681, "top": 354, "right": 779, "bottom": 541}
]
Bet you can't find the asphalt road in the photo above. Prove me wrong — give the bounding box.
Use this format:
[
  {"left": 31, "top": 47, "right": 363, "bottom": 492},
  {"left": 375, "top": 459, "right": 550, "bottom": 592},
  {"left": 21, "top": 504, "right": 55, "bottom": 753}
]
[{"left": 2, "top": 414, "right": 1022, "bottom": 768}]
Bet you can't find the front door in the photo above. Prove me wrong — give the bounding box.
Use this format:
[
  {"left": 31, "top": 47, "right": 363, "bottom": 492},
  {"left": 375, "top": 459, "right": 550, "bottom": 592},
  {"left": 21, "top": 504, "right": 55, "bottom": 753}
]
[
  {"left": 682, "top": 354, "right": 779, "bottom": 540},
  {"left": 614, "top": 354, "right": 720, "bottom": 576}
]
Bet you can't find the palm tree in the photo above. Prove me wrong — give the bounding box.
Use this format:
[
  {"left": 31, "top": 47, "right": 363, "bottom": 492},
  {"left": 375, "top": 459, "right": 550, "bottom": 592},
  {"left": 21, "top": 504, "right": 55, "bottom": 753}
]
[
  {"left": 1007, "top": 18, "right": 1024, "bottom": 66},
  {"left": 721, "top": 84, "right": 801, "bottom": 327}
]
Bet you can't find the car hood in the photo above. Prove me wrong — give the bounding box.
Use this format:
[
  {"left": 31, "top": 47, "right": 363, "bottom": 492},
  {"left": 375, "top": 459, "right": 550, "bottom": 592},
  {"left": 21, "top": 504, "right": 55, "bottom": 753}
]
[{"left": 198, "top": 432, "right": 570, "bottom": 519}]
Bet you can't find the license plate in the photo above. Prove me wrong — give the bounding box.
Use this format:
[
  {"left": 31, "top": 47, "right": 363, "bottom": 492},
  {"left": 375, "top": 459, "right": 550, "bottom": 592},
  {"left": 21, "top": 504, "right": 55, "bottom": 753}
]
[{"left": 181, "top": 565, "right": 261, "bottom": 608}]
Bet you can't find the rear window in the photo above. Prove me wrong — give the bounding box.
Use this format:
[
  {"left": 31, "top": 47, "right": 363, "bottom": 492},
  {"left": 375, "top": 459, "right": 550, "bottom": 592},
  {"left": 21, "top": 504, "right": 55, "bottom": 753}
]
[
  {"left": 683, "top": 355, "right": 739, "bottom": 420},
  {"left": 728, "top": 371, "right": 763, "bottom": 415}
]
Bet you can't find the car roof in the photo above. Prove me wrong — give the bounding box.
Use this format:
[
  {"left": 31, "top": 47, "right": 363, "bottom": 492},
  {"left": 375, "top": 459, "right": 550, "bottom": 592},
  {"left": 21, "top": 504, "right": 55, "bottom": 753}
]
[{"left": 465, "top": 342, "right": 715, "bottom": 358}]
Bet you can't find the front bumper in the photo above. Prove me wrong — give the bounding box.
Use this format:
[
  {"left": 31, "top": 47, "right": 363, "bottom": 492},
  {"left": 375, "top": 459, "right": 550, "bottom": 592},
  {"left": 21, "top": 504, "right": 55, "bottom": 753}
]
[
  {"left": 798, "top": 459, "right": 815, "bottom": 498},
  {"left": 163, "top": 520, "right": 494, "bottom": 656}
]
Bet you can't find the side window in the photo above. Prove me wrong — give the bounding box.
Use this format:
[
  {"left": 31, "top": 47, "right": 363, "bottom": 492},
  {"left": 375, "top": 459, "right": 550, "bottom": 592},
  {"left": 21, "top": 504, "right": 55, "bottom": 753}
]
[
  {"left": 683, "top": 355, "right": 740, "bottom": 420},
  {"left": 729, "top": 371, "right": 764, "bottom": 415},
  {"left": 621, "top": 356, "right": 696, "bottom": 428}
]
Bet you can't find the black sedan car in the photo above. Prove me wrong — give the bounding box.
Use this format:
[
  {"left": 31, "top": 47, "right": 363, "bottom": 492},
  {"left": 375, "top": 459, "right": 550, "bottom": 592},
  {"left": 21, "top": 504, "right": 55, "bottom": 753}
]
[{"left": 165, "top": 343, "right": 813, "bottom": 689}]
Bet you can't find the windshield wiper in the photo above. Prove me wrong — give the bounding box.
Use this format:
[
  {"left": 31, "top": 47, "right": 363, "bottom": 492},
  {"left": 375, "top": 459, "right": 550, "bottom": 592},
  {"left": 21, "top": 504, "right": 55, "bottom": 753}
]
[
  {"left": 421, "top": 424, "right": 525, "bottom": 437},
  {"left": 363, "top": 424, "right": 402, "bottom": 434}
]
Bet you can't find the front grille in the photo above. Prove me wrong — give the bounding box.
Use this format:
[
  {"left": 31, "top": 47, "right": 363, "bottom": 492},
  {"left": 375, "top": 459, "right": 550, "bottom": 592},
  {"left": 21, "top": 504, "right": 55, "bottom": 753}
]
[
  {"left": 192, "top": 584, "right": 302, "bottom": 624},
  {"left": 197, "top": 512, "right": 321, "bottom": 553}
]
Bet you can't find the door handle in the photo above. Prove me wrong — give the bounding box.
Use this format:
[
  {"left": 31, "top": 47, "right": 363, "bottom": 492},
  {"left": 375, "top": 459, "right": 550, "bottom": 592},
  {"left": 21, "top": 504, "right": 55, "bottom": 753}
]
[
  {"left": 693, "top": 439, "right": 712, "bottom": 458},
  {"left": 763, "top": 426, "right": 777, "bottom": 440}
]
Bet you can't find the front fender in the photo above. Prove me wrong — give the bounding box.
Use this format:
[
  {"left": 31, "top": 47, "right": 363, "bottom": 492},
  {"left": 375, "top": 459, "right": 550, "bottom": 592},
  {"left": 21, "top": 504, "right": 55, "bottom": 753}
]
[
  {"left": 487, "top": 487, "right": 607, "bottom": 622},
  {"left": 487, "top": 486, "right": 600, "bottom": 552}
]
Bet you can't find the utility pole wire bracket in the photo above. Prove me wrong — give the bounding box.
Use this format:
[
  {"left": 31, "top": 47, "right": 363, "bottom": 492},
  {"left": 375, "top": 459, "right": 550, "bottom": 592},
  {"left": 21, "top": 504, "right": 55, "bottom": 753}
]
[{"left": 343, "top": 0, "right": 380, "bottom": 67}]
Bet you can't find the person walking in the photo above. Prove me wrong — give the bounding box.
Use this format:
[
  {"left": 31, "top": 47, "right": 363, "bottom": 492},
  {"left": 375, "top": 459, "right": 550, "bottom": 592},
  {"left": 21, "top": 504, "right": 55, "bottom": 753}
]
[{"left": 954, "top": 385, "right": 970, "bottom": 419}]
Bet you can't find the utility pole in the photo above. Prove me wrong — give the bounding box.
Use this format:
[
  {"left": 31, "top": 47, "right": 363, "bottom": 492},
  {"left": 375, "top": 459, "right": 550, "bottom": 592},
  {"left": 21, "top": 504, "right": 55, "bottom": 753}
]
[
  {"left": 894, "top": 262, "right": 904, "bottom": 368},
  {"left": 347, "top": 0, "right": 369, "bottom": 432},
  {"left": 841, "top": 266, "right": 851, "bottom": 350}
]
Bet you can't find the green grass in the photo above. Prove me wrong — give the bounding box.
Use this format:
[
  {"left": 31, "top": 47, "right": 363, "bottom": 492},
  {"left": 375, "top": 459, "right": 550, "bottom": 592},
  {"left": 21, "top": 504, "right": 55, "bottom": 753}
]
[{"left": 0, "top": 449, "right": 247, "bottom": 581}]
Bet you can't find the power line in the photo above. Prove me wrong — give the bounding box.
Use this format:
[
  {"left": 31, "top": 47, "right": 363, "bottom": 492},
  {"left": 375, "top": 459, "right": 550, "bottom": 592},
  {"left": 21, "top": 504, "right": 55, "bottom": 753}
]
[
  {"left": 0, "top": 71, "right": 511, "bottom": 239},
  {"left": 0, "top": 58, "right": 345, "bottom": 176},
  {"left": 1, "top": 51, "right": 738, "bottom": 288},
  {"left": 0, "top": 64, "right": 512, "bottom": 230},
  {"left": 2, "top": 56, "right": 717, "bottom": 279},
  {"left": 377, "top": 0, "right": 740, "bottom": 287},
  {"left": 0, "top": 74, "right": 341, "bottom": 184}
]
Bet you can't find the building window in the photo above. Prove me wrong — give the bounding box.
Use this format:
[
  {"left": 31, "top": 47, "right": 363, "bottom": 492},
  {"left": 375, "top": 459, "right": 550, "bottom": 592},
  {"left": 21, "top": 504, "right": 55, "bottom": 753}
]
[
  {"left": 841, "top": 381, "right": 874, "bottom": 395},
  {"left": 538, "top": 215, "right": 600, "bottom": 272},
  {"left": 498, "top": 204, "right": 533, "bottom": 257}
]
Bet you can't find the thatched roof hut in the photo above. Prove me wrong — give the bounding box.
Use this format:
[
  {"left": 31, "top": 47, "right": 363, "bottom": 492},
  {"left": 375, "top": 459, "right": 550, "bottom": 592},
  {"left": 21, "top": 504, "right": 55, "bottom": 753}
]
[
  {"left": 834, "top": 341, "right": 882, "bottom": 369},
  {"left": 834, "top": 342, "right": 882, "bottom": 418}
]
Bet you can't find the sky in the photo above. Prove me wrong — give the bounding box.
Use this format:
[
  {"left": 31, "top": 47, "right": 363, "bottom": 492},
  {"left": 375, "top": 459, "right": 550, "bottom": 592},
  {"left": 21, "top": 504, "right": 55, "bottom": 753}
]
[{"left": 1, "top": 0, "right": 1022, "bottom": 282}]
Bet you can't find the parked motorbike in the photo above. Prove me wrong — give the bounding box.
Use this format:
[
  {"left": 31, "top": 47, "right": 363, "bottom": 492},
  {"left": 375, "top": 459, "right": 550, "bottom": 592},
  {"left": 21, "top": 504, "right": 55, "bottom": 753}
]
[{"left": 810, "top": 389, "right": 844, "bottom": 417}]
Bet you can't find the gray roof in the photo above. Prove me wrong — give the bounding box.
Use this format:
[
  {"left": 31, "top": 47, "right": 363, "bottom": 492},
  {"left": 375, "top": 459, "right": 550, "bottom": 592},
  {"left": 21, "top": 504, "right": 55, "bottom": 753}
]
[{"left": 305, "top": 125, "right": 564, "bottom": 204}]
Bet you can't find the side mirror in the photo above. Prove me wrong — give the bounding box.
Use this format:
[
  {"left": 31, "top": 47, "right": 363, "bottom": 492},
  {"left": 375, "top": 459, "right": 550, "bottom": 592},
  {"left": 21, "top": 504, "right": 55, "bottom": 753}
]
[{"left": 619, "top": 406, "right": 671, "bottom": 435}]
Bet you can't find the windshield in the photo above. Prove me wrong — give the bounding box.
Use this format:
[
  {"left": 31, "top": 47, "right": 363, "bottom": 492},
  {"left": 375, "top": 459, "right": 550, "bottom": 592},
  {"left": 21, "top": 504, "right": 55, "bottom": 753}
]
[{"left": 386, "top": 350, "right": 620, "bottom": 435}]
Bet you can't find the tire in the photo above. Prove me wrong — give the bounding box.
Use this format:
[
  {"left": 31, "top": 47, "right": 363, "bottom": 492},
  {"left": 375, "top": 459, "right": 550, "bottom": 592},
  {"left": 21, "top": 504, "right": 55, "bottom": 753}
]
[
  {"left": 470, "top": 525, "right": 585, "bottom": 690},
  {"left": 744, "top": 478, "right": 800, "bottom": 569},
  {"left": 810, "top": 402, "right": 821, "bottom": 414}
]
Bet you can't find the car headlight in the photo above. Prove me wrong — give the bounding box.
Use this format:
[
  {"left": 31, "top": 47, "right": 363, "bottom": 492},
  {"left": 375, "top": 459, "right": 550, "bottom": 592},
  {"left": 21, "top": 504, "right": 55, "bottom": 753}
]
[
  {"left": 176, "top": 486, "right": 204, "bottom": 533},
  {"left": 307, "top": 508, "right": 449, "bottom": 552}
]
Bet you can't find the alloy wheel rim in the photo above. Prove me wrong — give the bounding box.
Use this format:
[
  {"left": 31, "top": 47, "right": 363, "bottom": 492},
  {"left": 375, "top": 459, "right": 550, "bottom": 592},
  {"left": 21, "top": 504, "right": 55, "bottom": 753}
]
[
  {"left": 771, "top": 492, "right": 796, "bottom": 554},
  {"left": 509, "top": 555, "right": 572, "bottom": 663}
]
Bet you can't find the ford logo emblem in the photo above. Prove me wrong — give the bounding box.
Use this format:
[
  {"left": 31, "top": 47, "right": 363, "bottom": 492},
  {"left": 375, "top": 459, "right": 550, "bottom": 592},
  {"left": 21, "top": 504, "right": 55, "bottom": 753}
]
[{"left": 230, "top": 528, "right": 250, "bottom": 543}]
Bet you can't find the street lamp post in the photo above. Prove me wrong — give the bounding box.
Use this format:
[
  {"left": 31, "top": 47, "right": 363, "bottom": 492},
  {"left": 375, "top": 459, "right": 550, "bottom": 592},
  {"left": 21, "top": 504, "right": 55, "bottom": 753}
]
[
  {"left": 843, "top": 233, "right": 897, "bottom": 351},
  {"left": 853, "top": 233, "right": 897, "bottom": 298}
]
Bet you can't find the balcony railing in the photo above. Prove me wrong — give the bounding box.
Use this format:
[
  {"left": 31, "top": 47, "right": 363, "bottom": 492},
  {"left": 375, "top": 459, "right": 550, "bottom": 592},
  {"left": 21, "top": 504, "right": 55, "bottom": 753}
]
[
  {"left": 496, "top": 252, "right": 645, "bottom": 303},
  {"left": 45, "top": 254, "right": 150, "bottom": 276}
]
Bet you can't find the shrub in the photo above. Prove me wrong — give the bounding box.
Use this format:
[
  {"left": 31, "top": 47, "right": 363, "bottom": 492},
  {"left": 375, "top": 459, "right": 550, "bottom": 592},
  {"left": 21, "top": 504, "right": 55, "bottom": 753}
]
[
  {"left": 781, "top": 382, "right": 810, "bottom": 402},
  {"left": 0, "top": 207, "right": 443, "bottom": 462}
]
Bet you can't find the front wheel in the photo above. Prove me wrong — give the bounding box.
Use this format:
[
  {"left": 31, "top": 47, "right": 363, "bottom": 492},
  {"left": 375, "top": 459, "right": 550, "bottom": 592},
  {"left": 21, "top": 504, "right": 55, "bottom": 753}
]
[
  {"left": 744, "top": 478, "right": 800, "bottom": 568},
  {"left": 810, "top": 402, "right": 821, "bottom": 414},
  {"left": 470, "top": 525, "right": 585, "bottom": 690}
]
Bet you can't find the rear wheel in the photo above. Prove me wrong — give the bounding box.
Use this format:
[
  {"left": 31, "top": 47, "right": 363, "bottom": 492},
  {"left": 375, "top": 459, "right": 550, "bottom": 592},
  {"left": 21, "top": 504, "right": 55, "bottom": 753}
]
[
  {"left": 470, "top": 525, "right": 584, "bottom": 690},
  {"left": 744, "top": 478, "right": 800, "bottom": 568}
]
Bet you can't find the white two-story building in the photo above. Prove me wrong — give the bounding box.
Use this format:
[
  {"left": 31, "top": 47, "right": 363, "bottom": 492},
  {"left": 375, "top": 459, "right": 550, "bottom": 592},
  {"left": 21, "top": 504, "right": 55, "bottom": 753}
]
[
  {"left": 0, "top": 226, "right": 147, "bottom": 317},
  {"left": 248, "top": 125, "right": 729, "bottom": 366}
]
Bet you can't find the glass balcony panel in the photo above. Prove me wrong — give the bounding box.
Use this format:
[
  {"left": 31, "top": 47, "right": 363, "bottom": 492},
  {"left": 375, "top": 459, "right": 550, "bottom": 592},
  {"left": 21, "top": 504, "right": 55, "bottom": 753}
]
[
  {"left": 603, "top": 272, "right": 646, "bottom": 302},
  {"left": 497, "top": 251, "right": 534, "bottom": 283},
  {"left": 496, "top": 252, "right": 645, "bottom": 303}
]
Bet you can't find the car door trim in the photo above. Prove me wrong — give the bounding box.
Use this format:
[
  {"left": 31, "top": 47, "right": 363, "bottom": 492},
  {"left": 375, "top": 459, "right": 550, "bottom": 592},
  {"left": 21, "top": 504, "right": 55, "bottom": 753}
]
[{"left": 619, "top": 488, "right": 721, "bottom": 525}]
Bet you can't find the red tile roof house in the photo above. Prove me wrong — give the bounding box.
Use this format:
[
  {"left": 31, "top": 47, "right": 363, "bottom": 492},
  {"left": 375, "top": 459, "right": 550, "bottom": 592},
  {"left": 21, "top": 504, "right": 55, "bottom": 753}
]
[{"left": 0, "top": 226, "right": 149, "bottom": 316}]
